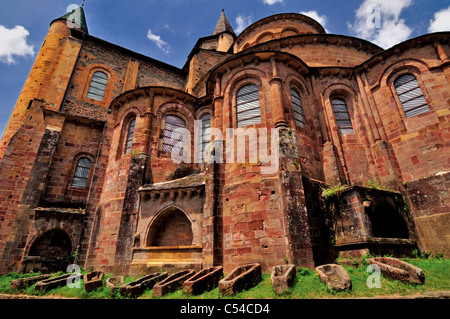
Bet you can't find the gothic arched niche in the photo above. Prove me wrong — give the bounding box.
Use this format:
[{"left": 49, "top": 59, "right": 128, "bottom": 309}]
[{"left": 147, "top": 208, "right": 193, "bottom": 247}]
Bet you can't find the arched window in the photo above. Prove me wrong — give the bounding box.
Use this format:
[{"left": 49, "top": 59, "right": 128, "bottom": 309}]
[
  {"left": 87, "top": 71, "right": 108, "bottom": 101},
  {"left": 162, "top": 115, "right": 186, "bottom": 155},
  {"left": 124, "top": 118, "right": 136, "bottom": 154},
  {"left": 71, "top": 157, "right": 92, "bottom": 188},
  {"left": 331, "top": 98, "right": 354, "bottom": 135},
  {"left": 394, "top": 73, "right": 430, "bottom": 118},
  {"left": 236, "top": 84, "right": 261, "bottom": 128},
  {"left": 291, "top": 89, "right": 305, "bottom": 129},
  {"left": 198, "top": 113, "right": 211, "bottom": 163}
]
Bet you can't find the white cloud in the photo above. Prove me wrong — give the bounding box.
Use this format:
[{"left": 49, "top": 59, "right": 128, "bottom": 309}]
[
  {"left": 428, "top": 6, "right": 450, "bottom": 33},
  {"left": 147, "top": 29, "right": 171, "bottom": 54},
  {"left": 300, "top": 10, "right": 328, "bottom": 32},
  {"left": 0, "top": 25, "right": 35, "bottom": 65},
  {"left": 235, "top": 14, "right": 253, "bottom": 34},
  {"left": 262, "top": 0, "right": 283, "bottom": 5},
  {"left": 348, "top": 0, "right": 413, "bottom": 49}
]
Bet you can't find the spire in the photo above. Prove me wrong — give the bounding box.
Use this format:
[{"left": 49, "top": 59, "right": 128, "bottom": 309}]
[
  {"left": 212, "top": 9, "right": 235, "bottom": 36},
  {"left": 52, "top": 6, "right": 89, "bottom": 34}
]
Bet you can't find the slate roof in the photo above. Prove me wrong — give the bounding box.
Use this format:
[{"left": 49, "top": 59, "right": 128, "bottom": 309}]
[
  {"left": 52, "top": 6, "right": 88, "bottom": 34},
  {"left": 212, "top": 9, "right": 236, "bottom": 36}
]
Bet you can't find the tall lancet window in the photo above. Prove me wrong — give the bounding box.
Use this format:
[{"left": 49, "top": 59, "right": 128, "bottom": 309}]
[
  {"left": 198, "top": 113, "right": 211, "bottom": 163},
  {"left": 236, "top": 84, "right": 261, "bottom": 128},
  {"left": 291, "top": 89, "right": 305, "bottom": 129},
  {"left": 162, "top": 115, "right": 186, "bottom": 155},
  {"left": 125, "top": 118, "right": 136, "bottom": 154},
  {"left": 331, "top": 98, "right": 354, "bottom": 135},
  {"left": 71, "top": 157, "right": 92, "bottom": 188}
]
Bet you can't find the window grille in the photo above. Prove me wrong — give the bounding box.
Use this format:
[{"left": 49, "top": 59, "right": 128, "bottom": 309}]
[
  {"left": 71, "top": 157, "right": 92, "bottom": 188},
  {"left": 125, "top": 118, "right": 135, "bottom": 154},
  {"left": 331, "top": 98, "right": 354, "bottom": 135},
  {"left": 291, "top": 89, "right": 305, "bottom": 129},
  {"left": 162, "top": 115, "right": 186, "bottom": 155},
  {"left": 198, "top": 113, "right": 211, "bottom": 163},
  {"left": 236, "top": 84, "right": 261, "bottom": 128},
  {"left": 394, "top": 74, "right": 430, "bottom": 118},
  {"left": 87, "top": 71, "right": 108, "bottom": 101}
]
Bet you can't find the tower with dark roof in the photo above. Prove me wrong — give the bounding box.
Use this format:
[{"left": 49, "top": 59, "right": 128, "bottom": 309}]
[
  {"left": 52, "top": 6, "right": 89, "bottom": 34},
  {"left": 212, "top": 9, "right": 236, "bottom": 36}
]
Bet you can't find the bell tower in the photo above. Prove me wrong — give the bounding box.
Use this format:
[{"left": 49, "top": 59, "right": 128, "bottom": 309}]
[
  {"left": 0, "top": 6, "right": 88, "bottom": 161},
  {"left": 212, "top": 9, "right": 236, "bottom": 52},
  {"left": 0, "top": 6, "right": 88, "bottom": 274}
]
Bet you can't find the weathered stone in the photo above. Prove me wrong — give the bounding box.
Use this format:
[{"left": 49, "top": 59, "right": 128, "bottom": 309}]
[
  {"left": 106, "top": 276, "right": 124, "bottom": 290},
  {"left": 183, "top": 266, "right": 223, "bottom": 295},
  {"left": 83, "top": 271, "right": 104, "bottom": 292},
  {"left": 153, "top": 269, "right": 195, "bottom": 297},
  {"left": 271, "top": 264, "right": 297, "bottom": 295},
  {"left": 315, "top": 264, "right": 352, "bottom": 291},
  {"left": 35, "top": 273, "right": 82, "bottom": 292},
  {"left": 120, "top": 272, "right": 167, "bottom": 298},
  {"left": 219, "top": 263, "right": 262, "bottom": 296},
  {"left": 0, "top": 6, "right": 448, "bottom": 278},
  {"left": 10, "top": 274, "right": 52, "bottom": 291},
  {"left": 366, "top": 257, "right": 425, "bottom": 284},
  {"left": 105, "top": 276, "right": 124, "bottom": 291}
]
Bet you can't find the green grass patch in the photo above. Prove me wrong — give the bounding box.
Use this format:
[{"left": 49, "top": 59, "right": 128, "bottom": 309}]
[{"left": 0, "top": 258, "right": 448, "bottom": 299}]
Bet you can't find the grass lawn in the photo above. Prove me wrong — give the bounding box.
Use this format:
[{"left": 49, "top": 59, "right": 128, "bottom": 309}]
[{"left": 0, "top": 258, "right": 448, "bottom": 299}]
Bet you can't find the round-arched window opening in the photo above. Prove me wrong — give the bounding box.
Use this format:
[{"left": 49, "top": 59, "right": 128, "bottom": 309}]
[
  {"left": 147, "top": 209, "right": 193, "bottom": 247},
  {"left": 368, "top": 202, "right": 409, "bottom": 239},
  {"left": 29, "top": 229, "right": 72, "bottom": 258}
]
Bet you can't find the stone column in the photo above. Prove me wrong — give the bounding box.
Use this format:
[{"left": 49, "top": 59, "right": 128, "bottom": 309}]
[
  {"left": 270, "top": 57, "right": 288, "bottom": 129},
  {"left": 310, "top": 74, "right": 344, "bottom": 186},
  {"left": 278, "top": 129, "right": 315, "bottom": 268}
]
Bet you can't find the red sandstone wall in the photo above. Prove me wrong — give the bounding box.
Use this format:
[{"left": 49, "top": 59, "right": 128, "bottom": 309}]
[{"left": 41, "top": 120, "right": 103, "bottom": 207}]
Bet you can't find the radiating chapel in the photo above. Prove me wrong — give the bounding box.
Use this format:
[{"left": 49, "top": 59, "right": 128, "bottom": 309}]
[{"left": 0, "top": 7, "right": 449, "bottom": 275}]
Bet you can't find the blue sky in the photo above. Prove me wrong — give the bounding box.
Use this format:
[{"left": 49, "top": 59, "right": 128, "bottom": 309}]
[{"left": 0, "top": 0, "right": 449, "bottom": 137}]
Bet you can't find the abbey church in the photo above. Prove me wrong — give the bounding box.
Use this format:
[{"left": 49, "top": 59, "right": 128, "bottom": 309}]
[{"left": 0, "top": 6, "right": 448, "bottom": 275}]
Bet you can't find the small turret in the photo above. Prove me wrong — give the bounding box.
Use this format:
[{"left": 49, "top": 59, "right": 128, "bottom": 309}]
[
  {"left": 212, "top": 9, "right": 236, "bottom": 37},
  {"left": 51, "top": 6, "right": 89, "bottom": 34}
]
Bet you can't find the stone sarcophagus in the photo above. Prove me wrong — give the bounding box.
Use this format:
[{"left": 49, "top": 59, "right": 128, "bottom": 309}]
[
  {"left": 183, "top": 266, "right": 223, "bottom": 295},
  {"left": 35, "top": 273, "right": 82, "bottom": 292},
  {"left": 120, "top": 272, "right": 168, "bottom": 298},
  {"left": 315, "top": 264, "right": 352, "bottom": 291},
  {"left": 83, "top": 271, "right": 104, "bottom": 292},
  {"left": 271, "top": 264, "right": 297, "bottom": 295},
  {"left": 153, "top": 269, "right": 195, "bottom": 297},
  {"left": 10, "top": 274, "right": 53, "bottom": 291},
  {"left": 366, "top": 257, "right": 425, "bottom": 284},
  {"left": 219, "top": 263, "right": 262, "bottom": 296},
  {"left": 106, "top": 276, "right": 124, "bottom": 291}
]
